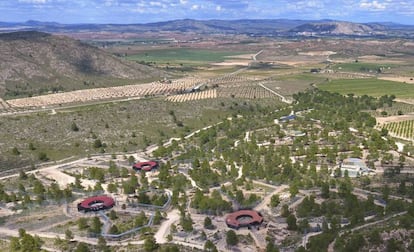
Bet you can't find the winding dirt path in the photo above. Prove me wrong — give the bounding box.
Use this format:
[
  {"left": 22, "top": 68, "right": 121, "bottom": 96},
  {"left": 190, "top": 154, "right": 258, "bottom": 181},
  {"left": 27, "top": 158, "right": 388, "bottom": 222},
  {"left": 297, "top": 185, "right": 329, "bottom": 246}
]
[{"left": 154, "top": 209, "right": 180, "bottom": 244}]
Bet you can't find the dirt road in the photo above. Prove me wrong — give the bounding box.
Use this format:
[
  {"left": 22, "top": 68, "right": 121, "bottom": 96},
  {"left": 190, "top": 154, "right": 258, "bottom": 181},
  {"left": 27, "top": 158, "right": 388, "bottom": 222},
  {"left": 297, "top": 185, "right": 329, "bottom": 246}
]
[{"left": 154, "top": 209, "right": 180, "bottom": 244}]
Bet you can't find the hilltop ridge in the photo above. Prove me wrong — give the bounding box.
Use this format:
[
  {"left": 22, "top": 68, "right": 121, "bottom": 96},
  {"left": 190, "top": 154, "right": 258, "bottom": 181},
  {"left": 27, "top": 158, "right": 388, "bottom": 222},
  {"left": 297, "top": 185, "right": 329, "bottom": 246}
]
[
  {"left": 0, "top": 31, "right": 166, "bottom": 98},
  {"left": 1, "top": 19, "right": 413, "bottom": 38}
]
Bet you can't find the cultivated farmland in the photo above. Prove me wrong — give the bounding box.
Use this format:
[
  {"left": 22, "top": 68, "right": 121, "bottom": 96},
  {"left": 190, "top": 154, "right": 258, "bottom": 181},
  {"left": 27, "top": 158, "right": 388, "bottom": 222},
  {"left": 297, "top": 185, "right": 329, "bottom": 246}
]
[
  {"left": 371, "top": 102, "right": 414, "bottom": 117},
  {"left": 318, "top": 78, "right": 414, "bottom": 99},
  {"left": 332, "top": 62, "right": 397, "bottom": 73},
  {"left": 217, "top": 85, "right": 279, "bottom": 99},
  {"left": 6, "top": 77, "right": 203, "bottom": 108},
  {"left": 166, "top": 89, "right": 217, "bottom": 102},
  {"left": 382, "top": 120, "right": 414, "bottom": 140},
  {"left": 126, "top": 48, "right": 251, "bottom": 66}
]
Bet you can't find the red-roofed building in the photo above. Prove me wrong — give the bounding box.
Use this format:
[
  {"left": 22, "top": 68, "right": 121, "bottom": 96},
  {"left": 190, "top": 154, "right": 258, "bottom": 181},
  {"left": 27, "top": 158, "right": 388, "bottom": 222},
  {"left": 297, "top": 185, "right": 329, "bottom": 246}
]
[
  {"left": 132, "top": 161, "right": 159, "bottom": 172},
  {"left": 226, "top": 210, "right": 263, "bottom": 229},
  {"left": 77, "top": 195, "right": 115, "bottom": 212}
]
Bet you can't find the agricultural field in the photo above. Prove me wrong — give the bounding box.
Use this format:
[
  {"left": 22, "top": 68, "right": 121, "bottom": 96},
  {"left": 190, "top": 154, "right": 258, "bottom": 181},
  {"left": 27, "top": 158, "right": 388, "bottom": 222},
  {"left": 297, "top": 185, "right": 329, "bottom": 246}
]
[
  {"left": 382, "top": 120, "right": 414, "bottom": 140},
  {"left": 217, "top": 85, "right": 278, "bottom": 99},
  {"left": 166, "top": 89, "right": 217, "bottom": 102},
  {"left": 318, "top": 78, "right": 414, "bottom": 99},
  {"left": 126, "top": 48, "right": 251, "bottom": 66},
  {"left": 255, "top": 75, "right": 324, "bottom": 97},
  {"left": 332, "top": 62, "right": 397, "bottom": 73},
  {"left": 6, "top": 77, "right": 202, "bottom": 108},
  {"left": 370, "top": 102, "right": 414, "bottom": 117}
]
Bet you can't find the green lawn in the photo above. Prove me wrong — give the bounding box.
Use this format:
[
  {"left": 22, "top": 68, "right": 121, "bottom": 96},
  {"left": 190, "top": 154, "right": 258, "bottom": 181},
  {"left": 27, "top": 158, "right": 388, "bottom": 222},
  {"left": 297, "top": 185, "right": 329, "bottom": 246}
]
[
  {"left": 126, "top": 49, "right": 250, "bottom": 65},
  {"left": 318, "top": 78, "right": 414, "bottom": 98}
]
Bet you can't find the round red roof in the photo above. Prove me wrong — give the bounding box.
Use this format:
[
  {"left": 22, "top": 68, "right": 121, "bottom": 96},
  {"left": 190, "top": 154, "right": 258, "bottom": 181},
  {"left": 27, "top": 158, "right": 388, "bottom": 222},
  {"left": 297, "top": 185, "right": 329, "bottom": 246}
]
[
  {"left": 79, "top": 195, "right": 115, "bottom": 209},
  {"left": 226, "top": 210, "right": 263, "bottom": 228},
  {"left": 133, "top": 161, "right": 158, "bottom": 171}
]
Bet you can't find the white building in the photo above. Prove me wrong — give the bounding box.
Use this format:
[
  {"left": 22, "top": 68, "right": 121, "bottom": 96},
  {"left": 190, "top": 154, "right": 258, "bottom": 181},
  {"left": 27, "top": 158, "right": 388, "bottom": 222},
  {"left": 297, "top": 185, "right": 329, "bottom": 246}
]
[{"left": 340, "top": 158, "right": 372, "bottom": 177}]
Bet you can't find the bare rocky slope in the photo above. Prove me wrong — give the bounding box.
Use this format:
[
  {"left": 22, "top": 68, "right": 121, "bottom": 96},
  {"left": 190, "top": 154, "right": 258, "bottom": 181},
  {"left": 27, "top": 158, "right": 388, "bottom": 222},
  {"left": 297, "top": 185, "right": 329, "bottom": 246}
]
[
  {"left": 0, "top": 31, "right": 166, "bottom": 98},
  {"left": 289, "top": 21, "right": 385, "bottom": 35}
]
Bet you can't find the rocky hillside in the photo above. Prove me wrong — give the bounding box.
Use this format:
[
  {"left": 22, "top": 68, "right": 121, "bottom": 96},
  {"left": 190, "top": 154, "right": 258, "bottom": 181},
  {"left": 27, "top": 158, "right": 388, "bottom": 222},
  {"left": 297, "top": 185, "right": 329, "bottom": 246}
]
[
  {"left": 0, "top": 31, "right": 166, "bottom": 98},
  {"left": 289, "top": 21, "right": 385, "bottom": 35}
]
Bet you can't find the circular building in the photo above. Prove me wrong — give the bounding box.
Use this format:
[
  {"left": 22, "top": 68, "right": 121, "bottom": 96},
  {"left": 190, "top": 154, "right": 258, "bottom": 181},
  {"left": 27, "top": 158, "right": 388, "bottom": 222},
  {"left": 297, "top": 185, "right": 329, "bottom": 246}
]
[
  {"left": 132, "top": 161, "right": 159, "bottom": 172},
  {"left": 77, "top": 195, "right": 115, "bottom": 212},
  {"left": 226, "top": 210, "right": 263, "bottom": 229}
]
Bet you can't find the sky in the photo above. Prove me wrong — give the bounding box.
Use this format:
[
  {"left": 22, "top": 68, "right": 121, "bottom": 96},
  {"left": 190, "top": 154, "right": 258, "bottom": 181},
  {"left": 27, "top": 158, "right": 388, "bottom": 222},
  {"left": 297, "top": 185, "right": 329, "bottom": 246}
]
[{"left": 1, "top": 0, "right": 414, "bottom": 25}]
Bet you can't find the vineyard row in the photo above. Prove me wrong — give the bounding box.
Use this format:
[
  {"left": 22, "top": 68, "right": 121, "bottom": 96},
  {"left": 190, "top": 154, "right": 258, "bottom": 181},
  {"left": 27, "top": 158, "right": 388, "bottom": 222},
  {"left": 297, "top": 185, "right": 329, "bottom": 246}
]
[
  {"left": 165, "top": 89, "right": 217, "bottom": 103},
  {"left": 7, "top": 77, "right": 202, "bottom": 108},
  {"left": 382, "top": 120, "right": 414, "bottom": 140}
]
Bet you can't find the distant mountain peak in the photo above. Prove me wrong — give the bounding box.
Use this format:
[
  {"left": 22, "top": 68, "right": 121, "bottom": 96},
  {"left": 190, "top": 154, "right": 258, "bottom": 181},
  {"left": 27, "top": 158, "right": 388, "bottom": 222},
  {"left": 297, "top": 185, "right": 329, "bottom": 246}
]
[{"left": 24, "top": 20, "right": 59, "bottom": 26}]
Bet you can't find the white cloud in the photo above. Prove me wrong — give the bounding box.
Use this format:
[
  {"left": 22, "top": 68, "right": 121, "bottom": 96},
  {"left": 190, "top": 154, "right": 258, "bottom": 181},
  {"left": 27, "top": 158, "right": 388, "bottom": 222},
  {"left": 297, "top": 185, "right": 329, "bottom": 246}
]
[
  {"left": 5, "top": 0, "right": 414, "bottom": 25},
  {"left": 306, "top": 0, "right": 323, "bottom": 8},
  {"left": 359, "top": 0, "right": 387, "bottom": 10},
  {"left": 149, "top": 1, "right": 167, "bottom": 9},
  {"left": 104, "top": 0, "right": 117, "bottom": 7},
  {"left": 18, "top": 0, "right": 48, "bottom": 3},
  {"left": 150, "top": 1, "right": 162, "bottom": 7}
]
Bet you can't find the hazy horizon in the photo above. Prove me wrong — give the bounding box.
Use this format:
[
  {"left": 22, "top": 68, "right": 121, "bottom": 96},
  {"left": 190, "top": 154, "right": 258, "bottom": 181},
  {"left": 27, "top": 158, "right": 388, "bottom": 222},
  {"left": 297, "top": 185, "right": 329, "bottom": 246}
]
[{"left": 1, "top": 0, "right": 413, "bottom": 25}]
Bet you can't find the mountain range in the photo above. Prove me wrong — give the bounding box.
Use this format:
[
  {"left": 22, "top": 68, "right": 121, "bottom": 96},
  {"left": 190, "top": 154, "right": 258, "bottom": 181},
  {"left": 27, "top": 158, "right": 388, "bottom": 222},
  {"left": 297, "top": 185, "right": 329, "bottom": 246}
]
[{"left": 1, "top": 19, "right": 414, "bottom": 38}]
